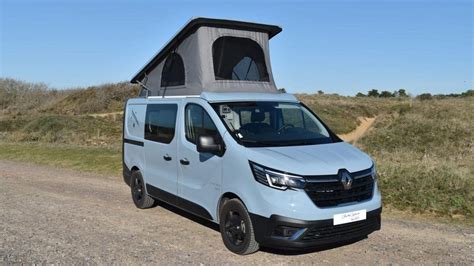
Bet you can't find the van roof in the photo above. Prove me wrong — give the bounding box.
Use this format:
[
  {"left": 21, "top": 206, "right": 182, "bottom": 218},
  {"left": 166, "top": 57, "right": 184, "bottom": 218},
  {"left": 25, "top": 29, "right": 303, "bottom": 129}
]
[
  {"left": 200, "top": 92, "right": 297, "bottom": 103},
  {"left": 128, "top": 92, "right": 298, "bottom": 104}
]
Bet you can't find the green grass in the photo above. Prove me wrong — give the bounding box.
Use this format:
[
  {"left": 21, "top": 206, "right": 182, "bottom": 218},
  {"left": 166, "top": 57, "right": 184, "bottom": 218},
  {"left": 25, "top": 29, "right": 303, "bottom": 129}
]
[
  {"left": 0, "top": 115, "right": 122, "bottom": 145},
  {"left": 357, "top": 98, "right": 474, "bottom": 222},
  {"left": 0, "top": 142, "right": 121, "bottom": 176}
]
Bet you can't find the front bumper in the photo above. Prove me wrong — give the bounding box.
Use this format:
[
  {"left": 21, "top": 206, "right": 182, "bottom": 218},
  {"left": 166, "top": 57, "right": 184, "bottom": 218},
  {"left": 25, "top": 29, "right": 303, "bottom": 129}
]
[{"left": 250, "top": 207, "right": 382, "bottom": 249}]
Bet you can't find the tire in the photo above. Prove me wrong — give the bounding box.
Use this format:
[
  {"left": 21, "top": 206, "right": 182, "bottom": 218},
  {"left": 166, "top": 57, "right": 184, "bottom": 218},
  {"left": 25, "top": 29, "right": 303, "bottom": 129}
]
[
  {"left": 131, "top": 170, "right": 155, "bottom": 209},
  {"left": 219, "top": 198, "right": 259, "bottom": 255}
]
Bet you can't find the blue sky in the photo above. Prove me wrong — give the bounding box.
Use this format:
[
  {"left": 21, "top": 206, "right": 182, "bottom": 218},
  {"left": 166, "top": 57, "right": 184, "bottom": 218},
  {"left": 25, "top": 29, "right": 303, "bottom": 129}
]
[{"left": 1, "top": 0, "right": 472, "bottom": 95}]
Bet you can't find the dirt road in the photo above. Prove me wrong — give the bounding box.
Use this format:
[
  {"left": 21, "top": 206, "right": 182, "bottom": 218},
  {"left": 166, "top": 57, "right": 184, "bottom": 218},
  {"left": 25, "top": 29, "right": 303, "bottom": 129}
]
[
  {"left": 1, "top": 160, "right": 473, "bottom": 264},
  {"left": 338, "top": 117, "right": 376, "bottom": 143}
]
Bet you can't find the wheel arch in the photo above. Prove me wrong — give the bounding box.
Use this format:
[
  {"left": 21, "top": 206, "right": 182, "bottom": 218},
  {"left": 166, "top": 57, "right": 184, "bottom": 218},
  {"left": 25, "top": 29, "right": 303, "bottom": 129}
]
[{"left": 217, "top": 192, "right": 248, "bottom": 223}]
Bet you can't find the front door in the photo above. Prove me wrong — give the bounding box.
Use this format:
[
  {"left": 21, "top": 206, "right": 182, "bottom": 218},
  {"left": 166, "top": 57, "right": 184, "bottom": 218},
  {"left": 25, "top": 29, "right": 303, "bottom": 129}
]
[
  {"left": 143, "top": 103, "right": 179, "bottom": 196},
  {"left": 178, "top": 103, "right": 223, "bottom": 220}
]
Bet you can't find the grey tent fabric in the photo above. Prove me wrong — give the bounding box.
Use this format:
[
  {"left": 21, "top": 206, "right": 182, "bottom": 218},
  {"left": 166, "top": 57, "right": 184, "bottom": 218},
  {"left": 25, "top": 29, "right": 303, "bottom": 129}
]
[{"left": 132, "top": 18, "right": 282, "bottom": 97}]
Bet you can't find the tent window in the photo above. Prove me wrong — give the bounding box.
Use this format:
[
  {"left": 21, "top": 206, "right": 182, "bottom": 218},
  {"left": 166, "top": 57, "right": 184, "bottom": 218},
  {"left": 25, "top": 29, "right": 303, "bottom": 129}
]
[
  {"left": 212, "top": 36, "right": 269, "bottom": 82},
  {"left": 161, "top": 53, "right": 185, "bottom": 87}
]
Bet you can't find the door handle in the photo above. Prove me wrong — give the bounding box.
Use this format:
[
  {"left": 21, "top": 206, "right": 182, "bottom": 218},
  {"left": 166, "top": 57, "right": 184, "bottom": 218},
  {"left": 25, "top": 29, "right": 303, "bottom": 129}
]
[
  {"left": 180, "top": 158, "right": 190, "bottom": 165},
  {"left": 163, "top": 155, "right": 172, "bottom": 161}
]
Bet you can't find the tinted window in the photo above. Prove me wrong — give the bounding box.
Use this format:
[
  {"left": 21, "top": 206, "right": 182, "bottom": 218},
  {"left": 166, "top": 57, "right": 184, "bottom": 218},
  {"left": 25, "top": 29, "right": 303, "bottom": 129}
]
[
  {"left": 212, "top": 37, "right": 269, "bottom": 81},
  {"left": 161, "top": 53, "right": 185, "bottom": 87},
  {"left": 185, "top": 104, "right": 220, "bottom": 144},
  {"left": 145, "top": 104, "right": 177, "bottom": 143}
]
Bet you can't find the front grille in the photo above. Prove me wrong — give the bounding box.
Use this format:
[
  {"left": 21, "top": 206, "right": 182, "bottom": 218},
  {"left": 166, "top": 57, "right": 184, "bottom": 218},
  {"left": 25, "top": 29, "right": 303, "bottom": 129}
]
[
  {"left": 302, "top": 215, "right": 380, "bottom": 241},
  {"left": 304, "top": 170, "right": 374, "bottom": 208}
]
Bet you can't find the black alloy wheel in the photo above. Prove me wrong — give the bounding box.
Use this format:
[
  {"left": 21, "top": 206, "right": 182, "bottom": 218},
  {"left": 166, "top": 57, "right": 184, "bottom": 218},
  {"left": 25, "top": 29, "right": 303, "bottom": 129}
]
[
  {"left": 219, "top": 198, "right": 259, "bottom": 255},
  {"left": 131, "top": 170, "right": 155, "bottom": 209}
]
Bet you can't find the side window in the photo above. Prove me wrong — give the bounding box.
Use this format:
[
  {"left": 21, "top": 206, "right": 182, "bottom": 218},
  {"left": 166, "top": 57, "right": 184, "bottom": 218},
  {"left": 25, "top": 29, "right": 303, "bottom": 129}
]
[
  {"left": 161, "top": 53, "right": 185, "bottom": 87},
  {"left": 145, "top": 104, "right": 177, "bottom": 143},
  {"left": 185, "top": 104, "right": 219, "bottom": 144}
]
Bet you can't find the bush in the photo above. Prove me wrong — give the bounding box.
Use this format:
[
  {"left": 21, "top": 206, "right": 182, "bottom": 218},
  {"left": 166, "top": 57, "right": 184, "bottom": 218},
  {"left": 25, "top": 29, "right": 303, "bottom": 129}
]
[
  {"left": 417, "top": 93, "right": 433, "bottom": 101},
  {"left": 380, "top": 91, "right": 395, "bottom": 98}
]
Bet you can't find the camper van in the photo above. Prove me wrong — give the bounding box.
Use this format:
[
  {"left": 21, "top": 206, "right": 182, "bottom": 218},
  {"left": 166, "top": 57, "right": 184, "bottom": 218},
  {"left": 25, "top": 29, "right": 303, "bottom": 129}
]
[{"left": 123, "top": 18, "right": 381, "bottom": 254}]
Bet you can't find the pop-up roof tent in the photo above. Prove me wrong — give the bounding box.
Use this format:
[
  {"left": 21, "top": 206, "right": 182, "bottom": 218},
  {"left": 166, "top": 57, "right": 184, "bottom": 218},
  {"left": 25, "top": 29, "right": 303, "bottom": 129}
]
[{"left": 131, "top": 17, "right": 282, "bottom": 97}]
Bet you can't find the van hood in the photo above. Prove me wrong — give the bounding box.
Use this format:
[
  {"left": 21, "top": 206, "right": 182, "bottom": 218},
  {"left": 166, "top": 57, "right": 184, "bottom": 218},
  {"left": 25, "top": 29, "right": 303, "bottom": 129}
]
[{"left": 246, "top": 142, "right": 373, "bottom": 176}]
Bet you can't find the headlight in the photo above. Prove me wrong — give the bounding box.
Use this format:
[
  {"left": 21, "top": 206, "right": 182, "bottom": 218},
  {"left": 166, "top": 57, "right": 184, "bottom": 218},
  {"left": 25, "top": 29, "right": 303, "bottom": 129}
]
[
  {"left": 249, "top": 161, "right": 306, "bottom": 190},
  {"left": 371, "top": 163, "right": 377, "bottom": 180}
]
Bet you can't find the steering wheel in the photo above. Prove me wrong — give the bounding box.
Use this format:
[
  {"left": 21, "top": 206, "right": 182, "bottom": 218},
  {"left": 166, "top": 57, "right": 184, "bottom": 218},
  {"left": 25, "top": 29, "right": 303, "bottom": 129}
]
[{"left": 277, "top": 124, "right": 295, "bottom": 133}]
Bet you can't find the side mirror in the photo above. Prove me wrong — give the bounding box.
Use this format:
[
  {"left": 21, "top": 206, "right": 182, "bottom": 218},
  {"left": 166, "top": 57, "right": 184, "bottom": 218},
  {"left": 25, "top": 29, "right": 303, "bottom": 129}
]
[{"left": 197, "top": 135, "right": 224, "bottom": 156}]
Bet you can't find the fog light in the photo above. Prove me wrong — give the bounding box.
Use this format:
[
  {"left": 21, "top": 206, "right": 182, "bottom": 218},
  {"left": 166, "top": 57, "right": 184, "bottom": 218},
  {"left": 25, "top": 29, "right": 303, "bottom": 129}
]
[{"left": 273, "top": 226, "right": 300, "bottom": 238}]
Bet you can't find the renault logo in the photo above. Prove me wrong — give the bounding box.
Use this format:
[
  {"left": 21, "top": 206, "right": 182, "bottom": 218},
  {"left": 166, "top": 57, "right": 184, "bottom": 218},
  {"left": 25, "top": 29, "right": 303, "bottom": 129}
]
[{"left": 339, "top": 170, "right": 353, "bottom": 190}]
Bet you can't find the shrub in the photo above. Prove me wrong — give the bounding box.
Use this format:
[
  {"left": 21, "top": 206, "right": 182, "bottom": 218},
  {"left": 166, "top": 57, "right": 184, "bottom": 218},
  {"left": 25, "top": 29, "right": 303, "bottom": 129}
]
[
  {"left": 417, "top": 93, "right": 433, "bottom": 101},
  {"left": 380, "top": 91, "right": 394, "bottom": 98}
]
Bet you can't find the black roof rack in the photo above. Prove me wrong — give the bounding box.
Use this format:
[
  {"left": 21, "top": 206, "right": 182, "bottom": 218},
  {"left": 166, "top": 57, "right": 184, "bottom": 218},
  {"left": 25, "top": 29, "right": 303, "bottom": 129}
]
[{"left": 131, "top": 17, "right": 282, "bottom": 83}]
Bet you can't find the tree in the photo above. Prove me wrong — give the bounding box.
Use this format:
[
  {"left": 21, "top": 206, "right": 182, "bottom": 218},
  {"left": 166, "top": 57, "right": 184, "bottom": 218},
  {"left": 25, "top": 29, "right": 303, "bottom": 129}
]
[
  {"left": 278, "top": 88, "right": 286, "bottom": 93},
  {"left": 367, "top": 89, "right": 380, "bottom": 97},
  {"left": 317, "top": 90, "right": 324, "bottom": 95},
  {"left": 380, "top": 90, "right": 394, "bottom": 98},
  {"left": 398, "top": 89, "right": 408, "bottom": 97},
  {"left": 461, "top": 89, "right": 474, "bottom": 97},
  {"left": 356, "top": 92, "right": 366, "bottom": 97}
]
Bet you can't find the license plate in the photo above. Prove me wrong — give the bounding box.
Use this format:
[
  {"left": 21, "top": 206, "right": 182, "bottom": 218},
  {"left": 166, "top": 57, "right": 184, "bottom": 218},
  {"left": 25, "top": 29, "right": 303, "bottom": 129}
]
[{"left": 333, "top": 209, "right": 367, "bottom": 225}]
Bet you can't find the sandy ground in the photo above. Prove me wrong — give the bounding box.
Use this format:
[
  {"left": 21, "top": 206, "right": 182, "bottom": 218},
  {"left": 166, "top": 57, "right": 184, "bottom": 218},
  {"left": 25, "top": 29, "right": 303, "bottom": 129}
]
[
  {"left": 339, "top": 117, "right": 376, "bottom": 143},
  {"left": 0, "top": 160, "right": 473, "bottom": 264}
]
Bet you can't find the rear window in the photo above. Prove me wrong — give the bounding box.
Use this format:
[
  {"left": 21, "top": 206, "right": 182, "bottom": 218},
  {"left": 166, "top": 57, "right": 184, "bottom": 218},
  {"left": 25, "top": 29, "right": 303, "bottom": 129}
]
[
  {"left": 144, "top": 104, "right": 177, "bottom": 143},
  {"left": 212, "top": 36, "right": 269, "bottom": 82}
]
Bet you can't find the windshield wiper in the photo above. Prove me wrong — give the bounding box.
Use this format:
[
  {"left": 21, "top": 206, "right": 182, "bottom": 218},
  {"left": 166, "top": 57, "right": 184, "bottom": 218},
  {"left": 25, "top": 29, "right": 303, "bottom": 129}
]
[{"left": 239, "top": 139, "right": 288, "bottom": 147}]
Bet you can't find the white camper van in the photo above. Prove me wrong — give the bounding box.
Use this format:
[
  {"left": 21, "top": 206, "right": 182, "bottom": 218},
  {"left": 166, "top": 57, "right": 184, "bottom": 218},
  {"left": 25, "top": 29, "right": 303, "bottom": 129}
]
[{"left": 123, "top": 18, "right": 382, "bottom": 255}]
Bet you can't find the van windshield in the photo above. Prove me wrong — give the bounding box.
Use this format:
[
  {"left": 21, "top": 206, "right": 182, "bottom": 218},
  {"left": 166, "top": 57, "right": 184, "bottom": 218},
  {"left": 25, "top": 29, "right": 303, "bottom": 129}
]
[{"left": 212, "top": 102, "right": 338, "bottom": 147}]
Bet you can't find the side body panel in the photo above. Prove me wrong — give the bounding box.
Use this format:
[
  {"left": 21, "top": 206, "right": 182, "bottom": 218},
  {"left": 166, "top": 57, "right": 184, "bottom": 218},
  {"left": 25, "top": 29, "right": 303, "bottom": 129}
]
[
  {"left": 177, "top": 98, "right": 225, "bottom": 221},
  {"left": 123, "top": 100, "right": 146, "bottom": 184},
  {"left": 143, "top": 102, "right": 179, "bottom": 195}
]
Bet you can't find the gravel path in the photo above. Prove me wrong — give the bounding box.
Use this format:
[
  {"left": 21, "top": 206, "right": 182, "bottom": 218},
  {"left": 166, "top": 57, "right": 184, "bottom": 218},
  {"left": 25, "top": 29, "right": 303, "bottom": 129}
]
[{"left": 0, "top": 160, "right": 472, "bottom": 264}]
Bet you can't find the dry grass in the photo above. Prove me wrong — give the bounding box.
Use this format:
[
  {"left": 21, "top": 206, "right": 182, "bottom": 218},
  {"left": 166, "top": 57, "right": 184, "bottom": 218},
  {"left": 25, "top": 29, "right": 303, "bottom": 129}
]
[
  {"left": 0, "top": 78, "right": 139, "bottom": 116},
  {"left": 297, "top": 93, "right": 411, "bottom": 134},
  {"left": 45, "top": 82, "right": 139, "bottom": 115},
  {"left": 357, "top": 98, "right": 474, "bottom": 221}
]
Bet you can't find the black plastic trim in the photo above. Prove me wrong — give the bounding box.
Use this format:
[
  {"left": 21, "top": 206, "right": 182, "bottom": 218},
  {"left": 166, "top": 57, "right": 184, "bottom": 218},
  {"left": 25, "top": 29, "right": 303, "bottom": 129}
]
[
  {"left": 124, "top": 138, "right": 144, "bottom": 147},
  {"left": 146, "top": 183, "right": 213, "bottom": 221},
  {"left": 123, "top": 164, "right": 132, "bottom": 187},
  {"left": 249, "top": 207, "right": 382, "bottom": 249}
]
